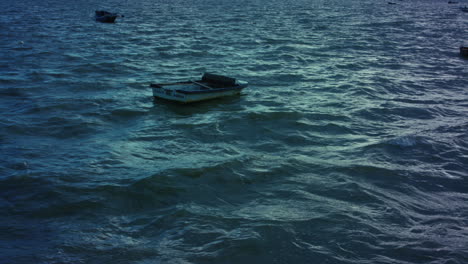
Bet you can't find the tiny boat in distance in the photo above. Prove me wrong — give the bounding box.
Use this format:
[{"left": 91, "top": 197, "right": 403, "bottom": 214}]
[
  {"left": 95, "top": 10, "right": 119, "bottom": 23},
  {"left": 150, "top": 73, "right": 248, "bottom": 103},
  {"left": 460, "top": 46, "right": 468, "bottom": 57}
]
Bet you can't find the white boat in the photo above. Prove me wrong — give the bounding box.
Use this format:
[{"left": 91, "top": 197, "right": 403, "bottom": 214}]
[{"left": 150, "top": 73, "right": 248, "bottom": 103}]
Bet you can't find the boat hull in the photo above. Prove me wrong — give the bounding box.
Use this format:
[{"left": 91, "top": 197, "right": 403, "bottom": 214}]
[
  {"left": 95, "top": 15, "right": 117, "bottom": 23},
  {"left": 152, "top": 85, "right": 246, "bottom": 103}
]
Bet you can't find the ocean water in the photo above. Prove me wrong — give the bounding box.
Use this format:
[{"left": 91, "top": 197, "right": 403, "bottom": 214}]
[{"left": 1, "top": 0, "right": 468, "bottom": 263}]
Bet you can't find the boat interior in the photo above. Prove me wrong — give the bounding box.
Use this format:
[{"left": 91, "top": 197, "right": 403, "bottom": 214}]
[{"left": 150, "top": 73, "right": 238, "bottom": 90}]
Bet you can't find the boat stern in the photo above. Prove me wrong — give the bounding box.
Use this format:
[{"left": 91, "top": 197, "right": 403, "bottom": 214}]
[
  {"left": 151, "top": 84, "right": 188, "bottom": 102},
  {"left": 236, "top": 80, "right": 249, "bottom": 88}
]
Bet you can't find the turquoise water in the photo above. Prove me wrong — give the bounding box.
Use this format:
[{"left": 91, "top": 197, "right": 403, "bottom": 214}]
[{"left": 1, "top": 0, "right": 468, "bottom": 263}]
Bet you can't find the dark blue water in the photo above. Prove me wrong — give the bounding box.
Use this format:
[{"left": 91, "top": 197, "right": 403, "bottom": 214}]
[{"left": 1, "top": 0, "right": 468, "bottom": 263}]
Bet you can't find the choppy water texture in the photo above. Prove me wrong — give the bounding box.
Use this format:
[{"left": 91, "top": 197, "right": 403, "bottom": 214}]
[{"left": 1, "top": 0, "right": 468, "bottom": 263}]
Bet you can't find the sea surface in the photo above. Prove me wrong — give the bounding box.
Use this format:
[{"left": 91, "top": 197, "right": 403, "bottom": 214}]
[{"left": 1, "top": 0, "right": 468, "bottom": 263}]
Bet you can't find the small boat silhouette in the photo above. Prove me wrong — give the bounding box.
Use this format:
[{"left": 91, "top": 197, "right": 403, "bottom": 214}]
[
  {"left": 95, "top": 10, "right": 122, "bottom": 23},
  {"left": 460, "top": 46, "right": 468, "bottom": 57}
]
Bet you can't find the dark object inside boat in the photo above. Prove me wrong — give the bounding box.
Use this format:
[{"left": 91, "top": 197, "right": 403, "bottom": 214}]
[
  {"left": 201, "top": 73, "right": 237, "bottom": 87},
  {"left": 150, "top": 73, "right": 239, "bottom": 90},
  {"left": 95, "top": 10, "right": 119, "bottom": 23},
  {"left": 460, "top": 46, "right": 468, "bottom": 57}
]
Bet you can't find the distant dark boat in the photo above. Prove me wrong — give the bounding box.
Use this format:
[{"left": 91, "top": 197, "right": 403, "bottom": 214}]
[
  {"left": 460, "top": 46, "right": 468, "bottom": 57},
  {"left": 388, "top": 2, "right": 397, "bottom": 4},
  {"left": 448, "top": 1, "right": 458, "bottom": 4},
  {"left": 460, "top": 6, "right": 468, "bottom": 12},
  {"left": 150, "top": 73, "right": 248, "bottom": 103},
  {"left": 95, "top": 10, "right": 119, "bottom": 23}
]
